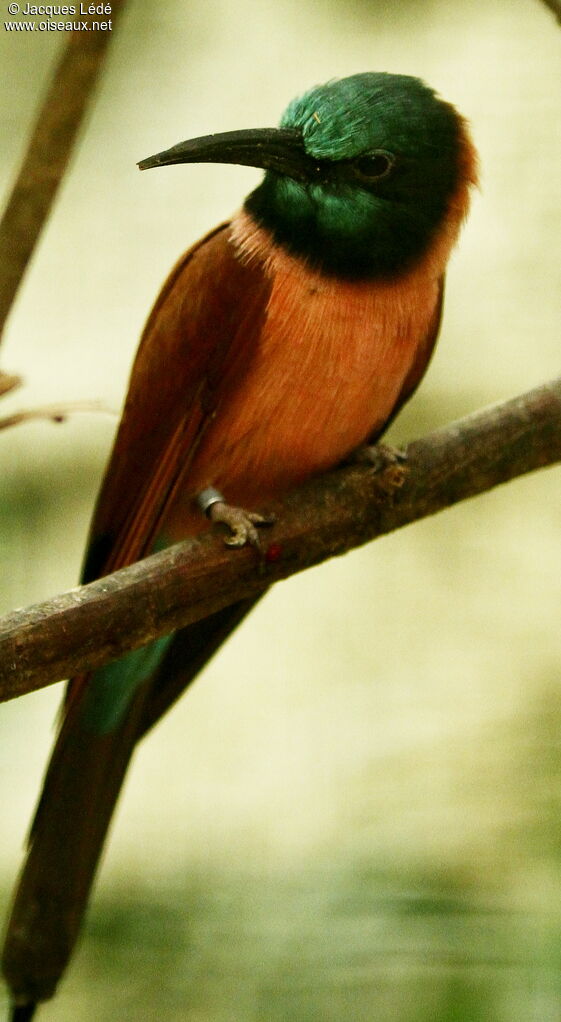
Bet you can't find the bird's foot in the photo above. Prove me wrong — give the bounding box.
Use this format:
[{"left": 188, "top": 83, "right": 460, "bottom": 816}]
[
  {"left": 349, "top": 442, "right": 408, "bottom": 493},
  {"left": 209, "top": 502, "right": 275, "bottom": 547},
  {"left": 197, "top": 488, "right": 275, "bottom": 548}
]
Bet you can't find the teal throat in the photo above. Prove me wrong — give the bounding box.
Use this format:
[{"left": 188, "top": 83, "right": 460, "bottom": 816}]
[{"left": 244, "top": 173, "right": 453, "bottom": 279}]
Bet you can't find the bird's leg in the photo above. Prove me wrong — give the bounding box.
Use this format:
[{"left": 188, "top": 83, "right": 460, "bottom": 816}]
[
  {"left": 346, "top": 441, "right": 408, "bottom": 493},
  {"left": 196, "top": 487, "right": 275, "bottom": 548}
]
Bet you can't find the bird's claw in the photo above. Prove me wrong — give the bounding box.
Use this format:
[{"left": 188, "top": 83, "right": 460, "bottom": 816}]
[
  {"left": 349, "top": 441, "right": 408, "bottom": 493},
  {"left": 208, "top": 501, "right": 275, "bottom": 548}
]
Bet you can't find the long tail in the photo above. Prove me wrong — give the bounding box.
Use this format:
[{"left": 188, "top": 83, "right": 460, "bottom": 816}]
[
  {"left": 10, "top": 1004, "right": 36, "bottom": 1022},
  {"left": 3, "top": 675, "right": 149, "bottom": 1010},
  {"left": 2, "top": 598, "right": 257, "bottom": 1015}
]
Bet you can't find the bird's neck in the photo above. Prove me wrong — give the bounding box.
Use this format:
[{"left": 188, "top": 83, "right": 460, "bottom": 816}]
[
  {"left": 234, "top": 125, "right": 475, "bottom": 289},
  {"left": 243, "top": 118, "right": 477, "bottom": 283},
  {"left": 245, "top": 176, "right": 415, "bottom": 280}
]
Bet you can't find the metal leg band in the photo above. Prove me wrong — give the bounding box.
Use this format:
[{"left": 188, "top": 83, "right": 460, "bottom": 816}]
[{"left": 196, "top": 487, "right": 226, "bottom": 516}]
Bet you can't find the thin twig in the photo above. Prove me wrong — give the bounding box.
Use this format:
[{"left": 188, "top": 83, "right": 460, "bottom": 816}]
[
  {"left": 0, "top": 401, "right": 116, "bottom": 431},
  {"left": 0, "top": 377, "right": 560, "bottom": 703},
  {"left": 0, "top": 372, "right": 22, "bottom": 398},
  {"left": 0, "top": 3, "right": 127, "bottom": 342}
]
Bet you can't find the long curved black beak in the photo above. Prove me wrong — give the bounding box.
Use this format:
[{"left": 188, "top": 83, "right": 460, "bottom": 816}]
[{"left": 138, "top": 127, "right": 320, "bottom": 183}]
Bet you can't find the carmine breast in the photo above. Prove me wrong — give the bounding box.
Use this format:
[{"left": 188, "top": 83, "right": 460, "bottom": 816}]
[{"left": 183, "top": 211, "right": 442, "bottom": 508}]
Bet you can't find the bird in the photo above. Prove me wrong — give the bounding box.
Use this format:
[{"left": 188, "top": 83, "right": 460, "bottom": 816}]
[{"left": 2, "top": 72, "right": 477, "bottom": 1017}]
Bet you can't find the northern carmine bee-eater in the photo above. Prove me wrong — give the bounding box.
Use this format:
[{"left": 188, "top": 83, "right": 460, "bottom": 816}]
[{"left": 3, "top": 72, "right": 477, "bottom": 1018}]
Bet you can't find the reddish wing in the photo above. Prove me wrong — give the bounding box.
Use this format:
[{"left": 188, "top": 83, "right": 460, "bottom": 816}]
[
  {"left": 83, "top": 221, "right": 271, "bottom": 583},
  {"left": 390, "top": 275, "right": 445, "bottom": 426},
  {"left": 67, "top": 222, "right": 271, "bottom": 717}
]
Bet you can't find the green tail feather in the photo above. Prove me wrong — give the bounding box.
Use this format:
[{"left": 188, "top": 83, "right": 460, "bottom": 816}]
[{"left": 80, "top": 634, "right": 174, "bottom": 734}]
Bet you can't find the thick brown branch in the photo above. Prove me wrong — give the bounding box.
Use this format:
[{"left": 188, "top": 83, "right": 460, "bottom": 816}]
[
  {"left": 0, "top": 4, "right": 127, "bottom": 341},
  {"left": 0, "top": 378, "right": 560, "bottom": 703}
]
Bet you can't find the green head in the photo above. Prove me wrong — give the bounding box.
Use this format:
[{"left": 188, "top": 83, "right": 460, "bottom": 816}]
[
  {"left": 139, "top": 72, "right": 475, "bottom": 280},
  {"left": 249, "top": 73, "right": 471, "bottom": 278}
]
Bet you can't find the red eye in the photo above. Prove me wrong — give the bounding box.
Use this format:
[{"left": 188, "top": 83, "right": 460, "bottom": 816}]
[{"left": 355, "top": 151, "right": 394, "bottom": 181}]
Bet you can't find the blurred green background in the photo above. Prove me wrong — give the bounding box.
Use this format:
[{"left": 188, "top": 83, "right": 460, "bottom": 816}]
[{"left": 1, "top": 0, "right": 561, "bottom": 1018}]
